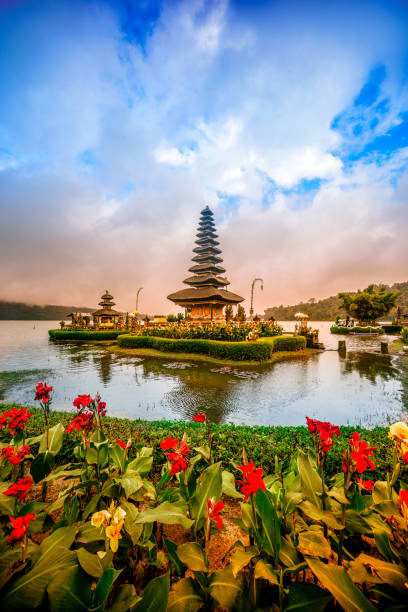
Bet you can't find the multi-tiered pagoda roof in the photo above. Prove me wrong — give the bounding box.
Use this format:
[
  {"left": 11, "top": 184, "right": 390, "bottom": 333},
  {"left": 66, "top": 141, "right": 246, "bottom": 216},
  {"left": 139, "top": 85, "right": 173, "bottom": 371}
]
[{"left": 167, "top": 207, "right": 244, "bottom": 314}]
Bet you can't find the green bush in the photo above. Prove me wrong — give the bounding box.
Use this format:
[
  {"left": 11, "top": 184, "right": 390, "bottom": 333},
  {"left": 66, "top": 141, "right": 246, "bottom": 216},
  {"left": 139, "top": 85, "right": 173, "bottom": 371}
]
[
  {"left": 137, "top": 321, "right": 283, "bottom": 342},
  {"left": 48, "top": 329, "right": 129, "bottom": 340},
  {"left": 403, "top": 327, "right": 408, "bottom": 344},
  {"left": 117, "top": 334, "right": 306, "bottom": 361},
  {"left": 330, "top": 325, "right": 384, "bottom": 335},
  {"left": 381, "top": 324, "right": 402, "bottom": 333}
]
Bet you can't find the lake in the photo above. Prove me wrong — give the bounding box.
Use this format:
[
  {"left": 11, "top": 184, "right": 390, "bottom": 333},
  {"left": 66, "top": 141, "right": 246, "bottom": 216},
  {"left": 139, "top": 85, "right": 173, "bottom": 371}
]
[{"left": 0, "top": 321, "right": 407, "bottom": 427}]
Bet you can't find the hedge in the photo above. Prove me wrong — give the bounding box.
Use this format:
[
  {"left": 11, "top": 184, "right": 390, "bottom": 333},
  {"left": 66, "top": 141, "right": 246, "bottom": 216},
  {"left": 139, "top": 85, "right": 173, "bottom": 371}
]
[
  {"left": 381, "top": 324, "right": 402, "bottom": 333},
  {"left": 48, "top": 329, "right": 130, "bottom": 340},
  {"left": 0, "top": 404, "right": 401, "bottom": 483},
  {"left": 117, "top": 334, "right": 306, "bottom": 361},
  {"left": 330, "top": 325, "right": 384, "bottom": 335},
  {"left": 403, "top": 327, "right": 408, "bottom": 344}
]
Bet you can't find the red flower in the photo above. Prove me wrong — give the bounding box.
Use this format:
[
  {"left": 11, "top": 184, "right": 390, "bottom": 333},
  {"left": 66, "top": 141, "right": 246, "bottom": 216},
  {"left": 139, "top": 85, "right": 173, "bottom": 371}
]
[
  {"left": 1, "top": 446, "right": 16, "bottom": 460},
  {"left": 402, "top": 452, "right": 408, "bottom": 464},
  {"left": 207, "top": 498, "right": 224, "bottom": 530},
  {"left": 7, "top": 513, "right": 36, "bottom": 544},
  {"left": 4, "top": 478, "right": 32, "bottom": 501},
  {"left": 66, "top": 411, "right": 94, "bottom": 435},
  {"left": 0, "top": 407, "right": 31, "bottom": 436},
  {"left": 193, "top": 414, "right": 206, "bottom": 424},
  {"left": 356, "top": 476, "right": 375, "bottom": 491},
  {"left": 4, "top": 445, "right": 31, "bottom": 466},
  {"left": 160, "top": 438, "right": 190, "bottom": 475},
  {"left": 349, "top": 431, "right": 377, "bottom": 473},
  {"left": 399, "top": 490, "right": 408, "bottom": 521},
  {"left": 97, "top": 401, "right": 107, "bottom": 416},
  {"left": 306, "top": 417, "right": 340, "bottom": 453},
  {"left": 35, "top": 382, "right": 53, "bottom": 404},
  {"left": 73, "top": 394, "right": 93, "bottom": 409},
  {"left": 237, "top": 461, "right": 266, "bottom": 502},
  {"left": 116, "top": 439, "right": 126, "bottom": 450}
]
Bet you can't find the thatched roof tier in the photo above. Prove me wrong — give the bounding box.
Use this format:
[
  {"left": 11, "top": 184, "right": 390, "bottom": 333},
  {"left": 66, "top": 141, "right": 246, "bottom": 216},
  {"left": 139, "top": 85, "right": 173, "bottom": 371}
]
[
  {"left": 192, "top": 253, "right": 223, "bottom": 263},
  {"left": 195, "top": 237, "right": 220, "bottom": 247},
  {"left": 183, "top": 275, "right": 230, "bottom": 287},
  {"left": 193, "top": 245, "right": 222, "bottom": 255},
  {"left": 92, "top": 308, "right": 122, "bottom": 316},
  {"left": 168, "top": 287, "right": 243, "bottom": 304},
  {"left": 200, "top": 206, "right": 213, "bottom": 217},
  {"left": 196, "top": 230, "right": 218, "bottom": 238},
  {"left": 188, "top": 263, "right": 226, "bottom": 274}
]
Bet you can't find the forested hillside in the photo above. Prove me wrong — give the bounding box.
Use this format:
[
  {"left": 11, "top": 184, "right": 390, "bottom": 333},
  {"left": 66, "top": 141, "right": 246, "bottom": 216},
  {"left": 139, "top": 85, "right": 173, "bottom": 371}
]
[
  {"left": 264, "top": 281, "right": 408, "bottom": 321},
  {"left": 0, "top": 301, "right": 93, "bottom": 320}
]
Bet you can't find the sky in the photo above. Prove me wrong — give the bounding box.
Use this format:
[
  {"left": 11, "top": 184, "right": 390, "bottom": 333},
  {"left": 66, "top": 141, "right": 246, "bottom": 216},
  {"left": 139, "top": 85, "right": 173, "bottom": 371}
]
[{"left": 0, "top": 0, "right": 408, "bottom": 315}]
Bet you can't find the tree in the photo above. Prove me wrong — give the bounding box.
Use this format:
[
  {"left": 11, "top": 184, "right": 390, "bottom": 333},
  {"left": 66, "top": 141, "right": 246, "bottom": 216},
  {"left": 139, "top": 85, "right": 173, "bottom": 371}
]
[
  {"left": 177, "top": 312, "right": 184, "bottom": 322},
  {"left": 167, "top": 314, "right": 177, "bottom": 322},
  {"left": 235, "top": 304, "right": 246, "bottom": 323},
  {"left": 338, "top": 285, "right": 401, "bottom": 325},
  {"left": 224, "top": 304, "right": 233, "bottom": 322}
]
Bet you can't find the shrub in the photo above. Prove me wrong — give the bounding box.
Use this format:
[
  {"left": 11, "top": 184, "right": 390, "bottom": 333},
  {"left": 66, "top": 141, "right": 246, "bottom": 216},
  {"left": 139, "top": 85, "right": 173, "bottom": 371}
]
[
  {"left": 330, "top": 325, "right": 384, "bottom": 335},
  {"left": 136, "top": 321, "right": 283, "bottom": 342},
  {"left": 117, "top": 334, "right": 306, "bottom": 361},
  {"left": 403, "top": 327, "right": 408, "bottom": 344},
  {"left": 381, "top": 324, "right": 402, "bottom": 333},
  {"left": 48, "top": 329, "right": 129, "bottom": 340}
]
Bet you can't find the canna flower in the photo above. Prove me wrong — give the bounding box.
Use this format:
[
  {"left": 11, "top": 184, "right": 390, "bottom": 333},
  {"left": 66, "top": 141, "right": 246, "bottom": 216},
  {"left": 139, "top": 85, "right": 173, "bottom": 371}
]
[
  {"left": 66, "top": 411, "right": 94, "bottom": 435},
  {"left": 398, "top": 490, "right": 408, "bottom": 522},
  {"left": 97, "top": 401, "right": 107, "bottom": 416},
  {"left": 356, "top": 476, "right": 375, "bottom": 491},
  {"left": 106, "top": 523, "right": 122, "bottom": 552},
  {"left": 160, "top": 437, "right": 190, "bottom": 475},
  {"left": 35, "top": 382, "right": 53, "bottom": 404},
  {"left": 7, "top": 513, "right": 36, "bottom": 544},
  {"left": 91, "top": 509, "right": 111, "bottom": 528},
  {"left": 6, "top": 445, "right": 31, "bottom": 466},
  {"left": 73, "top": 394, "right": 94, "bottom": 409},
  {"left": 237, "top": 461, "right": 266, "bottom": 502},
  {"left": 193, "top": 414, "right": 206, "bottom": 424},
  {"left": 0, "top": 407, "right": 32, "bottom": 436},
  {"left": 389, "top": 421, "right": 408, "bottom": 462},
  {"left": 116, "top": 439, "right": 126, "bottom": 450},
  {"left": 306, "top": 417, "right": 340, "bottom": 453},
  {"left": 207, "top": 497, "right": 224, "bottom": 530},
  {"left": 111, "top": 506, "right": 126, "bottom": 526},
  {"left": 4, "top": 478, "right": 32, "bottom": 501}
]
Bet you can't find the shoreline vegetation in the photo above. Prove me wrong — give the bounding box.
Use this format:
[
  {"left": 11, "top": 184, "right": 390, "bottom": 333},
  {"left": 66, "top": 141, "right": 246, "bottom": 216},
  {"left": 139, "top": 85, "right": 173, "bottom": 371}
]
[{"left": 0, "top": 403, "right": 397, "bottom": 481}]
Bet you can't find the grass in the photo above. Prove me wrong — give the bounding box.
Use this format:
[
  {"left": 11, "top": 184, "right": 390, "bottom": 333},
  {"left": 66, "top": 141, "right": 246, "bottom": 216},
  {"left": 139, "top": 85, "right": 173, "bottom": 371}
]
[{"left": 0, "top": 403, "right": 402, "bottom": 483}]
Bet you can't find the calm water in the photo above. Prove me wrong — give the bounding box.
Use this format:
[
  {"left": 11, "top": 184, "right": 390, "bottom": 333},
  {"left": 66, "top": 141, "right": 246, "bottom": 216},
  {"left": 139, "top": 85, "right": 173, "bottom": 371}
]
[{"left": 0, "top": 321, "right": 407, "bottom": 427}]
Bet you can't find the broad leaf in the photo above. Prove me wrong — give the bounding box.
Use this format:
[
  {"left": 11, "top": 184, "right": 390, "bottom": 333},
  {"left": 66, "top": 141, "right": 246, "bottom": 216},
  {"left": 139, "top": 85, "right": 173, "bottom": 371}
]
[
  {"left": 39, "top": 423, "right": 65, "bottom": 454},
  {"left": 222, "top": 470, "right": 244, "bottom": 499},
  {"left": 47, "top": 564, "right": 92, "bottom": 611},
  {"left": 297, "top": 531, "right": 332, "bottom": 559},
  {"left": 190, "top": 462, "right": 222, "bottom": 530},
  {"left": 127, "top": 455, "right": 153, "bottom": 477},
  {"left": 176, "top": 542, "right": 208, "bottom": 572},
  {"left": 297, "top": 451, "right": 322, "bottom": 508},
  {"left": 77, "top": 548, "right": 109, "bottom": 578},
  {"left": 117, "top": 474, "right": 144, "bottom": 498},
  {"left": 255, "top": 489, "right": 281, "bottom": 557},
  {"left": 230, "top": 549, "right": 256, "bottom": 577},
  {"left": 133, "top": 571, "right": 170, "bottom": 612},
  {"left": 284, "top": 582, "right": 332, "bottom": 611},
  {"left": 209, "top": 565, "right": 245, "bottom": 610},
  {"left": 279, "top": 537, "right": 299, "bottom": 567},
  {"left": 30, "top": 451, "right": 55, "bottom": 483},
  {"left": 94, "top": 568, "right": 122, "bottom": 608},
  {"left": 135, "top": 501, "right": 193, "bottom": 530},
  {"left": 349, "top": 553, "right": 408, "bottom": 594},
  {"left": 164, "top": 538, "right": 186, "bottom": 576},
  {"left": 307, "top": 558, "right": 377, "bottom": 612},
  {"left": 254, "top": 559, "right": 279, "bottom": 585},
  {"left": 39, "top": 525, "right": 76, "bottom": 556},
  {"left": 299, "top": 500, "right": 343, "bottom": 530},
  {"left": 167, "top": 578, "right": 204, "bottom": 612}
]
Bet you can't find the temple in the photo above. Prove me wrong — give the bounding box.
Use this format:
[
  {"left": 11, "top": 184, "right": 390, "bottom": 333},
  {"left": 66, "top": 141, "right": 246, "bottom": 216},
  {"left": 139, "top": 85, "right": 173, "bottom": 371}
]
[
  {"left": 92, "top": 290, "right": 122, "bottom": 327},
  {"left": 167, "top": 206, "right": 244, "bottom": 321}
]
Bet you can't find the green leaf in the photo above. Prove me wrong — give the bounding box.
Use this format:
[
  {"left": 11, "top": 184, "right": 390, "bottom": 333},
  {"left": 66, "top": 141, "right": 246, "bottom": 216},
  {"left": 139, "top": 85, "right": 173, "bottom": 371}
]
[
  {"left": 77, "top": 522, "right": 105, "bottom": 543},
  {"left": 164, "top": 538, "right": 186, "bottom": 577},
  {"left": 47, "top": 564, "right": 92, "bottom": 611},
  {"left": 279, "top": 538, "right": 299, "bottom": 567},
  {"left": 209, "top": 565, "right": 244, "bottom": 610},
  {"left": 121, "top": 500, "right": 143, "bottom": 544},
  {"left": 3, "top": 547, "right": 77, "bottom": 611},
  {"left": 0, "top": 549, "right": 24, "bottom": 589},
  {"left": 30, "top": 451, "right": 55, "bottom": 483},
  {"left": 299, "top": 500, "right": 344, "bottom": 530},
  {"left": 39, "top": 423, "right": 65, "bottom": 454},
  {"left": 240, "top": 502, "right": 257, "bottom": 532},
  {"left": 307, "top": 558, "right": 377, "bottom": 612},
  {"left": 127, "top": 455, "right": 153, "bottom": 477},
  {"left": 77, "top": 548, "right": 109, "bottom": 578},
  {"left": 135, "top": 501, "right": 193, "bottom": 530},
  {"left": 94, "top": 568, "right": 122, "bottom": 608},
  {"left": 83, "top": 492, "right": 102, "bottom": 521},
  {"left": 167, "top": 578, "right": 204, "bottom": 612},
  {"left": 344, "top": 509, "right": 372, "bottom": 534},
  {"left": 133, "top": 572, "right": 170, "bottom": 612},
  {"left": 0, "top": 493, "right": 17, "bottom": 515},
  {"left": 176, "top": 542, "right": 208, "bottom": 572},
  {"left": 349, "top": 553, "right": 408, "bottom": 594},
  {"left": 297, "top": 531, "right": 332, "bottom": 559},
  {"left": 254, "top": 559, "right": 279, "bottom": 585},
  {"left": 284, "top": 582, "right": 332, "bottom": 611},
  {"left": 297, "top": 451, "right": 322, "bottom": 508},
  {"left": 39, "top": 525, "right": 76, "bottom": 556},
  {"left": 109, "top": 444, "right": 126, "bottom": 471},
  {"left": 230, "top": 549, "right": 256, "bottom": 577},
  {"left": 117, "top": 473, "right": 144, "bottom": 498},
  {"left": 190, "top": 462, "right": 222, "bottom": 530},
  {"left": 255, "top": 489, "right": 281, "bottom": 558},
  {"left": 107, "top": 584, "right": 141, "bottom": 612},
  {"left": 373, "top": 529, "right": 394, "bottom": 562},
  {"left": 222, "top": 470, "right": 244, "bottom": 499},
  {"left": 372, "top": 481, "right": 391, "bottom": 503}
]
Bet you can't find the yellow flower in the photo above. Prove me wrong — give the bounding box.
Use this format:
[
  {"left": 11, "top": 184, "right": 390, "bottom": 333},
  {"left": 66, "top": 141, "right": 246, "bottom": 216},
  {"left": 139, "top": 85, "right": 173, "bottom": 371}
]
[
  {"left": 106, "top": 523, "right": 122, "bottom": 552},
  {"left": 389, "top": 421, "right": 408, "bottom": 443},
  {"left": 112, "top": 506, "right": 126, "bottom": 527},
  {"left": 91, "top": 509, "right": 111, "bottom": 528}
]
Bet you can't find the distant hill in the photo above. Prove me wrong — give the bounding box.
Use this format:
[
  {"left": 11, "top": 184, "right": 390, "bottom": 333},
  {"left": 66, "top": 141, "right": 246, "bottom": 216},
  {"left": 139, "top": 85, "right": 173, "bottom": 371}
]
[
  {"left": 0, "top": 300, "right": 94, "bottom": 320},
  {"left": 264, "top": 281, "right": 408, "bottom": 321}
]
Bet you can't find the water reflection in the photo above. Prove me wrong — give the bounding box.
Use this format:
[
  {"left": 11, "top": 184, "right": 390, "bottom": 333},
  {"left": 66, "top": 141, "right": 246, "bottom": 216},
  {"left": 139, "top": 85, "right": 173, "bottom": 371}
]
[{"left": 341, "top": 352, "right": 400, "bottom": 383}]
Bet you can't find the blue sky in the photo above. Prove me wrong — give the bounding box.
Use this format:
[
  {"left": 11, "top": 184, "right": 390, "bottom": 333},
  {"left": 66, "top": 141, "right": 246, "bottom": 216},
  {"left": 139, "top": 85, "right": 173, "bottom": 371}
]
[{"left": 0, "top": 0, "right": 407, "bottom": 312}]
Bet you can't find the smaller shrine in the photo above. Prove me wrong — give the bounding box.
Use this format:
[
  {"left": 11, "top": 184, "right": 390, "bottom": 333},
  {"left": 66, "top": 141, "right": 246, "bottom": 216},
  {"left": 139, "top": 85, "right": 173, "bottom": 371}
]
[{"left": 92, "top": 290, "right": 122, "bottom": 328}]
